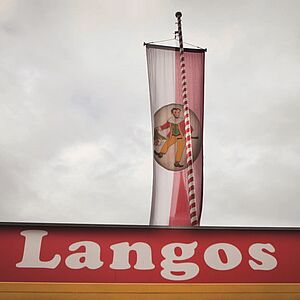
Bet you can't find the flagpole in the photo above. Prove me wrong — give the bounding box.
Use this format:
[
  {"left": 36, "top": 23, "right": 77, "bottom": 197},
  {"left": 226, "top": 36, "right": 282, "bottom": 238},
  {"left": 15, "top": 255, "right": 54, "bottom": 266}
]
[{"left": 175, "top": 12, "right": 198, "bottom": 226}]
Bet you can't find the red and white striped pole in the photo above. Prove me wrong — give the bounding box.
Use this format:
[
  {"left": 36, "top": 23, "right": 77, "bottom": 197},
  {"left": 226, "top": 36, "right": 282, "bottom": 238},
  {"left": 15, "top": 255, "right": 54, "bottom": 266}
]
[{"left": 175, "top": 12, "right": 198, "bottom": 226}]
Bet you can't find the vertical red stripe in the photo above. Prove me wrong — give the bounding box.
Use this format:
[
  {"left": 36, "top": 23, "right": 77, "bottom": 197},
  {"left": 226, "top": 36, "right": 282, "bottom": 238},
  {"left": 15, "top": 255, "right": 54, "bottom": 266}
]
[
  {"left": 169, "top": 172, "right": 190, "bottom": 226},
  {"left": 169, "top": 50, "right": 205, "bottom": 226}
]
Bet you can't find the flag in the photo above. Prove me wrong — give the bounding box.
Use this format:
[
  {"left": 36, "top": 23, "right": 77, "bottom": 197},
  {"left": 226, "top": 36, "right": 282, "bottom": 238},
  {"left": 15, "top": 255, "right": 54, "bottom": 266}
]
[{"left": 146, "top": 44, "right": 205, "bottom": 226}]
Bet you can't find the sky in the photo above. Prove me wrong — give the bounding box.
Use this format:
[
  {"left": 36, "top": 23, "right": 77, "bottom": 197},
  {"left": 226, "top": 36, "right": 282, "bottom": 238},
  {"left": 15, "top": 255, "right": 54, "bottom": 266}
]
[{"left": 0, "top": 0, "right": 299, "bottom": 226}]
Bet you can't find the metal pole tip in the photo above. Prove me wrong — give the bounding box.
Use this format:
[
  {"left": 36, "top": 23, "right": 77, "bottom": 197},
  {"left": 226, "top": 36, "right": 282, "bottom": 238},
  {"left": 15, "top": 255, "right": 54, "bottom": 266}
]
[{"left": 175, "top": 12, "right": 182, "bottom": 18}]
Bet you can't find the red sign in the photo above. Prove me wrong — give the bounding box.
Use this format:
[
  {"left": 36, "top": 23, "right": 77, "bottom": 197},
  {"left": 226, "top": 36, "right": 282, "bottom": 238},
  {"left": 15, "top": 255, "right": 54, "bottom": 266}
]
[{"left": 0, "top": 224, "right": 299, "bottom": 283}]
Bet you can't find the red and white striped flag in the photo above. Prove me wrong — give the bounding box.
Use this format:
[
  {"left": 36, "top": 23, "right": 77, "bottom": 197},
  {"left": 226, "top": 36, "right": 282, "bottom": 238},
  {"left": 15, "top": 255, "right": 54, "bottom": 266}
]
[{"left": 146, "top": 43, "right": 205, "bottom": 226}]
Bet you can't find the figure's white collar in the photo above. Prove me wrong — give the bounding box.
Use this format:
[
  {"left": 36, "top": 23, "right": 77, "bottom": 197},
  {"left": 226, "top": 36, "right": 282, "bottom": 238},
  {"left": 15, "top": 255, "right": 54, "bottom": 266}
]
[{"left": 168, "top": 116, "right": 184, "bottom": 124}]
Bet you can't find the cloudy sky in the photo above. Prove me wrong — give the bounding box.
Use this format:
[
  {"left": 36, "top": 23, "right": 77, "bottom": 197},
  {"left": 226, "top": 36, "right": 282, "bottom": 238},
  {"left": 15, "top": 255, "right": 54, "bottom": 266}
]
[{"left": 0, "top": 0, "right": 299, "bottom": 226}]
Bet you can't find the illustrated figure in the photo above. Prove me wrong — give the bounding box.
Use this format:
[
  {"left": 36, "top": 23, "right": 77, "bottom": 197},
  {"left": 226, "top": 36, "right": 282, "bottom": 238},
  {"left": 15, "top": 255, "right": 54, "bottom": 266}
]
[{"left": 154, "top": 107, "right": 192, "bottom": 168}]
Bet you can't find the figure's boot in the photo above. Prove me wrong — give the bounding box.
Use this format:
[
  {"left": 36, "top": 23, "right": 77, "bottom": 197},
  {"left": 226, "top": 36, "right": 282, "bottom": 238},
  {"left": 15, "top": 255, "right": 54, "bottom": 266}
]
[
  {"left": 154, "top": 150, "right": 163, "bottom": 158},
  {"left": 174, "top": 161, "right": 184, "bottom": 167}
]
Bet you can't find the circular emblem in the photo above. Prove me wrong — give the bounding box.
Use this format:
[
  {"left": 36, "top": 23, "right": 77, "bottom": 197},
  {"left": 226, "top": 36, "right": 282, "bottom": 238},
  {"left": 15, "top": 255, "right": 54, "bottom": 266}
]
[{"left": 153, "top": 103, "right": 202, "bottom": 171}]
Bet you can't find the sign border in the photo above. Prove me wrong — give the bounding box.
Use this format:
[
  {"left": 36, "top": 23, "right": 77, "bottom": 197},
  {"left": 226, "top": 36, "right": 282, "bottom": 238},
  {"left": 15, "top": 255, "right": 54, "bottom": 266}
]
[{"left": 0, "top": 282, "right": 300, "bottom": 300}]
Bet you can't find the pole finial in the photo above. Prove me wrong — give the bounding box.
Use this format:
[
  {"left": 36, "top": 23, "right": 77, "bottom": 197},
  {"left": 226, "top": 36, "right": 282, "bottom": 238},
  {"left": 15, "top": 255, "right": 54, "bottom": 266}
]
[{"left": 175, "top": 11, "right": 182, "bottom": 19}]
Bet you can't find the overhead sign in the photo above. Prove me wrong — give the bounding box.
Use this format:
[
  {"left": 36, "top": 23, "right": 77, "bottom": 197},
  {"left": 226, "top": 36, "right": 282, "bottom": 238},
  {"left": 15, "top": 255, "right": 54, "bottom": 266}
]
[{"left": 0, "top": 224, "right": 299, "bottom": 284}]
